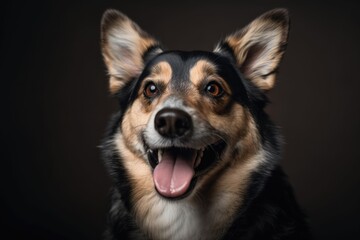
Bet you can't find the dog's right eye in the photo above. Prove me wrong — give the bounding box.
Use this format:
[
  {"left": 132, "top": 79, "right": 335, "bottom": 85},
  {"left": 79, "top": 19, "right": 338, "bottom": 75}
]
[
  {"left": 205, "top": 81, "right": 224, "bottom": 98},
  {"left": 144, "top": 82, "right": 160, "bottom": 98}
]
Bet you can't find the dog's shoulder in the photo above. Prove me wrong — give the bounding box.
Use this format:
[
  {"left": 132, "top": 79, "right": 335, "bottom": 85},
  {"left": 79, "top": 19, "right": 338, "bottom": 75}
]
[
  {"left": 224, "top": 166, "right": 311, "bottom": 240},
  {"left": 103, "top": 187, "right": 146, "bottom": 240}
]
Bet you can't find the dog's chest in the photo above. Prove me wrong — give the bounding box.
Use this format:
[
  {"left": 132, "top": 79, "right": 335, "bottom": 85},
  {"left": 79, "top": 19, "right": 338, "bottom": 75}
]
[{"left": 135, "top": 196, "right": 229, "bottom": 240}]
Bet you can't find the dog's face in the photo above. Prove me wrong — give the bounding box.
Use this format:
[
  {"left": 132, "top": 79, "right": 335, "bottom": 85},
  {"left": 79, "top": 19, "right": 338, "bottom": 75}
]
[
  {"left": 120, "top": 51, "right": 251, "bottom": 199},
  {"left": 101, "top": 9, "right": 289, "bottom": 200}
]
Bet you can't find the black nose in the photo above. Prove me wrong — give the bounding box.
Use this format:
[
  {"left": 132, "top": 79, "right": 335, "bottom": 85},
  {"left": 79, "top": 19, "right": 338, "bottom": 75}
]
[{"left": 155, "top": 108, "right": 192, "bottom": 138}]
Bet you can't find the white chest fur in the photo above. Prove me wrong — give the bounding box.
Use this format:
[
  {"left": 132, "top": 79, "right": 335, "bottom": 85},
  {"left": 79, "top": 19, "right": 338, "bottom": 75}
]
[
  {"left": 135, "top": 196, "right": 224, "bottom": 240},
  {"left": 133, "top": 189, "right": 242, "bottom": 240}
]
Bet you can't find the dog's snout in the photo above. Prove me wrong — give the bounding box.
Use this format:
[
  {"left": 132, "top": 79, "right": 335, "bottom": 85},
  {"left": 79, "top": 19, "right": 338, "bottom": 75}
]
[{"left": 155, "top": 108, "right": 192, "bottom": 138}]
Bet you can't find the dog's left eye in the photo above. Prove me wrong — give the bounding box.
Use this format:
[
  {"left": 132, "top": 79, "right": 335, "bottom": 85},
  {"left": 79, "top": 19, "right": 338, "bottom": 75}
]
[
  {"left": 144, "top": 82, "right": 160, "bottom": 98},
  {"left": 205, "top": 81, "right": 224, "bottom": 98}
]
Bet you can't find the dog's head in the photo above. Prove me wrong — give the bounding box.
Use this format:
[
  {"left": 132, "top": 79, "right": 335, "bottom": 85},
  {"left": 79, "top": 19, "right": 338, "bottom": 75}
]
[{"left": 101, "top": 9, "right": 289, "bottom": 200}]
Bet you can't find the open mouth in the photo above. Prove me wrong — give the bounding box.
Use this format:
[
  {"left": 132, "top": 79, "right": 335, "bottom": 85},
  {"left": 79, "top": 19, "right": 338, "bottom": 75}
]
[{"left": 146, "top": 141, "right": 226, "bottom": 199}]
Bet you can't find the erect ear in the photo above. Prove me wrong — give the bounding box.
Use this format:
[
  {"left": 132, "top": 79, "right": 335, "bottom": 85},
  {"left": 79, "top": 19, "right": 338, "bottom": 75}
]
[
  {"left": 214, "top": 9, "right": 289, "bottom": 91},
  {"left": 101, "top": 9, "right": 162, "bottom": 94}
]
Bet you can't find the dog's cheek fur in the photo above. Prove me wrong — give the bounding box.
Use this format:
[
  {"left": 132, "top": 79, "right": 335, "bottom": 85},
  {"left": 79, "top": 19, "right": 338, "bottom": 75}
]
[
  {"left": 190, "top": 114, "right": 265, "bottom": 236},
  {"left": 115, "top": 100, "right": 156, "bottom": 203},
  {"left": 190, "top": 95, "right": 257, "bottom": 153},
  {"left": 114, "top": 132, "right": 154, "bottom": 203},
  {"left": 118, "top": 98, "right": 160, "bottom": 202},
  {"left": 187, "top": 59, "right": 264, "bottom": 213},
  {"left": 209, "top": 104, "right": 248, "bottom": 142},
  {"left": 120, "top": 100, "right": 147, "bottom": 156}
]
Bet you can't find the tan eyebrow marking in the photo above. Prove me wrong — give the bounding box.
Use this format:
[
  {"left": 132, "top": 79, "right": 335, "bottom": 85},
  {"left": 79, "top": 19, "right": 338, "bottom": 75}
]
[
  {"left": 189, "top": 60, "right": 217, "bottom": 85},
  {"left": 148, "top": 61, "right": 172, "bottom": 84}
]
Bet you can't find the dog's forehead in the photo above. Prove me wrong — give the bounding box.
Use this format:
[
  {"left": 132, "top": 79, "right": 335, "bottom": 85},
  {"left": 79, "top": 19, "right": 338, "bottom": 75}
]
[
  {"left": 150, "top": 51, "right": 219, "bottom": 68},
  {"left": 144, "top": 51, "right": 224, "bottom": 84}
]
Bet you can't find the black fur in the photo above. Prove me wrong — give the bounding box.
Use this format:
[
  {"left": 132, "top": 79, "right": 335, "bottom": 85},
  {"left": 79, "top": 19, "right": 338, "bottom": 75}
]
[
  {"left": 101, "top": 50, "right": 311, "bottom": 239},
  {"left": 223, "top": 167, "right": 311, "bottom": 240}
]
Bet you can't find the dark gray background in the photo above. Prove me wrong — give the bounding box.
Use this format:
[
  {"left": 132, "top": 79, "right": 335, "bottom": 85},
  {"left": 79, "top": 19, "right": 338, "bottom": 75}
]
[{"left": 1, "top": 0, "right": 359, "bottom": 239}]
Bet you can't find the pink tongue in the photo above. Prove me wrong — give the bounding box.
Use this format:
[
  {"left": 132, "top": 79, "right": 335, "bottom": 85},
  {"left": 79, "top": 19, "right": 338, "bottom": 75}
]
[{"left": 153, "top": 149, "right": 196, "bottom": 198}]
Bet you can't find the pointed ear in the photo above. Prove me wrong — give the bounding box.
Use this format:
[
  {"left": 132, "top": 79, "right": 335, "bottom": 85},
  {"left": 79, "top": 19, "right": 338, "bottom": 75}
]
[
  {"left": 101, "top": 9, "right": 162, "bottom": 94},
  {"left": 214, "top": 9, "right": 289, "bottom": 91}
]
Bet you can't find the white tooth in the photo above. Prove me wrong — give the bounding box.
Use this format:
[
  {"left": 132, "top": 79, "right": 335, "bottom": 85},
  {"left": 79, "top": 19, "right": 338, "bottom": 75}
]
[
  {"left": 195, "top": 157, "right": 201, "bottom": 168},
  {"left": 195, "top": 149, "right": 204, "bottom": 168},
  {"left": 158, "top": 149, "right": 163, "bottom": 162}
]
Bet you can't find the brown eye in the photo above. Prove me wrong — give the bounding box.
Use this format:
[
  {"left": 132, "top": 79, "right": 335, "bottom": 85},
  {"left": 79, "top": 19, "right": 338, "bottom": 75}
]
[
  {"left": 144, "top": 82, "right": 159, "bottom": 98},
  {"left": 205, "top": 81, "right": 224, "bottom": 98}
]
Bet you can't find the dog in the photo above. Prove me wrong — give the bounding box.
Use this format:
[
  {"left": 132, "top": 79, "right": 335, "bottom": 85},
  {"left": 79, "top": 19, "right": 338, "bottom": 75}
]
[{"left": 100, "top": 8, "right": 310, "bottom": 240}]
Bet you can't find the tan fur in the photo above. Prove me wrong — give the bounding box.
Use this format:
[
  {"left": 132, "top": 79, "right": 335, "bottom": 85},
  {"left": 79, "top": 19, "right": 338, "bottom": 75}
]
[
  {"left": 189, "top": 60, "right": 232, "bottom": 94},
  {"left": 214, "top": 9, "right": 289, "bottom": 91},
  {"left": 189, "top": 60, "right": 217, "bottom": 84},
  {"left": 144, "top": 61, "right": 173, "bottom": 88},
  {"left": 101, "top": 10, "right": 161, "bottom": 94},
  {"left": 150, "top": 61, "right": 173, "bottom": 80}
]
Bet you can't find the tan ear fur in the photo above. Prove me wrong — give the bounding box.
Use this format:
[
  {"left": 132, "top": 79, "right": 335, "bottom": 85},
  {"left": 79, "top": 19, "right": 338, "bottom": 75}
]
[
  {"left": 215, "top": 9, "right": 289, "bottom": 91},
  {"left": 101, "top": 9, "right": 162, "bottom": 94}
]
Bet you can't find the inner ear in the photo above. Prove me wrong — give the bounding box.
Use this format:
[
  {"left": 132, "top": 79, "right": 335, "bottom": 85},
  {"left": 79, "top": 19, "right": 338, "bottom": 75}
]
[
  {"left": 214, "top": 8, "right": 289, "bottom": 91},
  {"left": 240, "top": 43, "right": 267, "bottom": 78},
  {"left": 101, "top": 9, "right": 163, "bottom": 94}
]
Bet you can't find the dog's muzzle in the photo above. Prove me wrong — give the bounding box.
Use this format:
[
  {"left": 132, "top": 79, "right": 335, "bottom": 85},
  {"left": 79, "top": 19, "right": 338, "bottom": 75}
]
[
  {"left": 151, "top": 108, "right": 195, "bottom": 198},
  {"left": 145, "top": 107, "right": 226, "bottom": 200}
]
